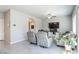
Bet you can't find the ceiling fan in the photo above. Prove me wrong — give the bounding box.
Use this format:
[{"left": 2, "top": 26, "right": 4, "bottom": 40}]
[{"left": 47, "top": 12, "right": 56, "bottom": 19}]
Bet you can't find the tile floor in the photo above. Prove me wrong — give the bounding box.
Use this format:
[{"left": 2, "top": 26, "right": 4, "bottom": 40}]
[{"left": 0, "top": 40, "right": 77, "bottom": 54}]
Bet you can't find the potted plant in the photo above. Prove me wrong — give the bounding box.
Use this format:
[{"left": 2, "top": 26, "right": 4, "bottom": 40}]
[{"left": 63, "top": 34, "right": 77, "bottom": 53}]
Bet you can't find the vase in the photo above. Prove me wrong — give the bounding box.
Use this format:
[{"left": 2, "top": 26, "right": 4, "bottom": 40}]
[{"left": 65, "top": 44, "right": 72, "bottom": 54}]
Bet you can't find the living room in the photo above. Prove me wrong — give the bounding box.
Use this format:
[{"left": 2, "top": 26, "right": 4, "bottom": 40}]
[{"left": 0, "top": 5, "right": 78, "bottom": 54}]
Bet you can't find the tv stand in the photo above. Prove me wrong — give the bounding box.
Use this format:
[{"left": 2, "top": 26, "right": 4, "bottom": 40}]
[{"left": 50, "top": 28, "right": 57, "bottom": 34}]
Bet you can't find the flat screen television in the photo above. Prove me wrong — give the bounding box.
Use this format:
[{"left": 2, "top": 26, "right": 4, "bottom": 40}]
[{"left": 49, "top": 22, "right": 59, "bottom": 29}]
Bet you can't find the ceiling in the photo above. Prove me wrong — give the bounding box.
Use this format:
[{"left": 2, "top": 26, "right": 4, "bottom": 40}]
[{"left": 0, "top": 5, "right": 75, "bottom": 19}]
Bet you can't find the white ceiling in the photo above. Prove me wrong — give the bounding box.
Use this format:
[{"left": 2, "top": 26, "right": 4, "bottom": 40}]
[{"left": 0, "top": 5, "right": 75, "bottom": 19}]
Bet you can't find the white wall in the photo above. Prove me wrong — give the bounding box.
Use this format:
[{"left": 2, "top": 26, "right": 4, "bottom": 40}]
[
  {"left": 77, "top": 8, "right": 79, "bottom": 54},
  {"left": 72, "top": 6, "right": 78, "bottom": 34},
  {"left": 10, "top": 9, "right": 28, "bottom": 44},
  {"left": 10, "top": 9, "right": 42, "bottom": 44},
  {"left": 0, "top": 13, "right": 4, "bottom": 40},
  {"left": 42, "top": 16, "right": 72, "bottom": 33},
  {"left": 72, "top": 15, "right": 76, "bottom": 34},
  {"left": 29, "top": 17, "right": 42, "bottom": 33},
  {"left": 72, "top": 5, "right": 79, "bottom": 53}
]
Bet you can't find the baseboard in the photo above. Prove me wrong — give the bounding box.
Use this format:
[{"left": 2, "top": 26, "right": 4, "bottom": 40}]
[{"left": 11, "top": 39, "right": 26, "bottom": 44}]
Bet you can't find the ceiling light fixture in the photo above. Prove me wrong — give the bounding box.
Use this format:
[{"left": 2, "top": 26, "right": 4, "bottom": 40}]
[{"left": 47, "top": 12, "right": 56, "bottom": 19}]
